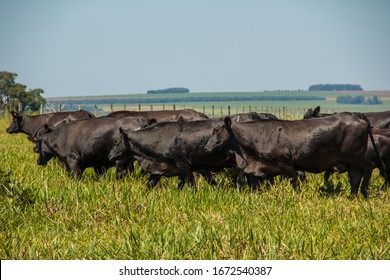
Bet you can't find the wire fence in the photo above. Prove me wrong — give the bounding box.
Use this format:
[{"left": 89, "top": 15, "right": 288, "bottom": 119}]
[
  {"left": 33, "top": 103, "right": 337, "bottom": 120},
  {"left": 0, "top": 102, "right": 337, "bottom": 120}
]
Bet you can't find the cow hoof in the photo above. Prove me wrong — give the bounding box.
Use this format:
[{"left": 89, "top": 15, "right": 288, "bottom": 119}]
[{"left": 348, "top": 194, "right": 358, "bottom": 199}]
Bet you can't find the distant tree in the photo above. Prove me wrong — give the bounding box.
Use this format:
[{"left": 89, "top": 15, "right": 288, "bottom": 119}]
[
  {"left": 372, "top": 95, "right": 381, "bottom": 104},
  {"left": 147, "top": 87, "right": 190, "bottom": 94},
  {"left": 309, "top": 84, "right": 363, "bottom": 91},
  {"left": 0, "top": 71, "right": 17, "bottom": 105},
  {"left": 0, "top": 71, "right": 46, "bottom": 112},
  {"left": 366, "top": 95, "right": 382, "bottom": 105},
  {"left": 336, "top": 95, "right": 382, "bottom": 105}
]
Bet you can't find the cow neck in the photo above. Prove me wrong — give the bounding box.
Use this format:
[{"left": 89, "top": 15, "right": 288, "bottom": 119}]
[
  {"left": 124, "top": 129, "right": 150, "bottom": 153},
  {"left": 225, "top": 122, "right": 248, "bottom": 168},
  {"left": 45, "top": 132, "right": 62, "bottom": 160},
  {"left": 20, "top": 114, "right": 44, "bottom": 137}
]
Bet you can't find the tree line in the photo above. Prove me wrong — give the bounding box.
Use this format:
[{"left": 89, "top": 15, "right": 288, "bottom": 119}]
[
  {"left": 308, "top": 84, "right": 363, "bottom": 91},
  {"left": 0, "top": 71, "right": 46, "bottom": 112},
  {"left": 336, "top": 95, "right": 382, "bottom": 105},
  {"left": 147, "top": 87, "right": 190, "bottom": 94}
]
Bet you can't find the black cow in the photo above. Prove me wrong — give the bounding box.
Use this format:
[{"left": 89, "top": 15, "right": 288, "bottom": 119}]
[
  {"left": 106, "top": 109, "right": 208, "bottom": 122},
  {"left": 36, "top": 116, "right": 153, "bottom": 179},
  {"left": 304, "top": 106, "right": 390, "bottom": 187},
  {"left": 323, "top": 128, "right": 390, "bottom": 188},
  {"left": 6, "top": 110, "right": 95, "bottom": 142},
  {"left": 108, "top": 119, "right": 235, "bottom": 189},
  {"left": 204, "top": 113, "right": 377, "bottom": 197},
  {"left": 304, "top": 106, "right": 390, "bottom": 128}
]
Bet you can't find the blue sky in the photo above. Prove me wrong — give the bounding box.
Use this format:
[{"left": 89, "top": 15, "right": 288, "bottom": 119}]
[{"left": 1, "top": 0, "right": 389, "bottom": 97}]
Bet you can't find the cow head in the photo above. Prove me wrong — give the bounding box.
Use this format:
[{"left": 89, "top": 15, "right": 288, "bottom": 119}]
[
  {"left": 303, "top": 106, "right": 321, "bottom": 119},
  {"left": 29, "top": 124, "right": 52, "bottom": 153},
  {"left": 6, "top": 111, "right": 23, "bottom": 134},
  {"left": 108, "top": 127, "right": 130, "bottom": 162},
  {"left": 204, "top": 117, "right": 232, "bottom": 153},
  {"left": 205, "top": 116, "right": 248, "bottom": 169}
]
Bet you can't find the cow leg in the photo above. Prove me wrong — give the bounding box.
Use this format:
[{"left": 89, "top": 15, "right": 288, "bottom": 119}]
[
  {"left": 177, "top": 175, "right": 185, "bottom": 190},
  {"left": 297, "top": 171, "right": 306, "bottom": 182},
  {"left": 230, "top": 168, "right": 246, "bottom": 187},
  {"left": 176, "top": 162, "right": 195, "bottom": 189},
  {"left": 68, "top": 160, "right": 82, "bottom": 180},
  {"left": 290, "top": 177, "right": 300, "bottom": 193},
  {"left": 147, "top": 175, "right": 162, "bottom": 190},
  {"left": 177, "top": 172, "right": 195, "bottom": 189},
  {"left": 280, "top": 165, "right": 300, "bottom": 193},
  {"left": 94, "top": 166, "right": 107, "bottom": 177},
  {"left": 246, "top": 174, "right": 260, "bottom": 190},
  {"left": 115, "top": 159, "right": 134, "bottom": 179},
  {"left": 199, "top": 170, "right": 218, "bottom": 186},
  {"left": 379, "top": 161, "right": 390, "bottom": 190},
  {"left": 360, "top": 167, "right": 373, "bottom": 198},
  {"left": 382, "top": 169, "right": 390, "bottom": 190},
  {"left": 347, "top": 166, "right": 364, "bottom": 198},
  {"left": 324, "top": 170, "right": 333, "bottom": 184}
]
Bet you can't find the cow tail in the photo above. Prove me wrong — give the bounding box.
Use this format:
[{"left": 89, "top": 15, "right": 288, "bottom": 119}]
[{"left": 355, "top": 113, "right": 389, "bottom": 182}]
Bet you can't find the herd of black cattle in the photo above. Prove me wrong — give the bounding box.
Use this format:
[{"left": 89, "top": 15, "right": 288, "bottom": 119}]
[{"left": 5, "top": 106, "right": 390, "bottom": 198}]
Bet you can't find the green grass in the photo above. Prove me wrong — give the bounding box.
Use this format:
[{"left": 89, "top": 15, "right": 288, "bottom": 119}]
[{"left": 0, "top": 117, "right": 389, "bottom": 260}]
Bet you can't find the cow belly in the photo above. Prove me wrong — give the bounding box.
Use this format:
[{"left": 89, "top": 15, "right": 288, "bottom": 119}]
[
  {"left": 243, "top": 160, "right": 282, "bottom": 177},
  {"left": 137, "top": 157, "right": 179, "bottom": 176}
]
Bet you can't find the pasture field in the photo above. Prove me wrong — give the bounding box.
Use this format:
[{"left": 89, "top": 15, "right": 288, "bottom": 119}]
[{"left": 0, "top": 117, "right": 389, "bottom": 260}]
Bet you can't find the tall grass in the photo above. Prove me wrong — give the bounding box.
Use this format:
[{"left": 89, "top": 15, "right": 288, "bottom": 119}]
[{"left": 0, "top": 118, "right": 388, "bottom": 260}]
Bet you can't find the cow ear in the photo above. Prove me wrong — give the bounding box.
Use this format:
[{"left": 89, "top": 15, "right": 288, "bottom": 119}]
[
  {"left": 224, "top": 116, "right": 232, "bottom": 128},
  {"left": 314, "top": 106, "right": 321, "bottom": 114},
  {"left": 119, "top": 127, "right": 125, "bottom": 135}
]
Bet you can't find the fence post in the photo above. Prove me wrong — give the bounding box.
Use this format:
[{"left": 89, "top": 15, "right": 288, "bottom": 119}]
[
  {"left": 58, "top": 104, "right": 61, "bottom": 112},
  {"left": 110, "top": 104, "right": 113, "bottom": 112},
  {"left": 202, "top": 105, "right": 205, "bottom": 114},
  {"left": 220, "top": 106, "right": 223, "bottom": 117},
  {"left": 242, "top": 106, "right": 245, "bottom": 113},
  {"left": 228, "top": 105, "right": 231, "bottom": 116},
  {"left": 173, "top": 104, "right": 176, "bottom": 110},
  {"left": 212, "top": 105, "right": 214, "bottom": 118},
  {"left": 94, "top": 105, "right": 98, "bottom": 116},
  {"left": 138, "top": 104, "right": 141, "bottom": 111},
  {"left": 150, "top": 105, "right": 153, "bottom": 111},
  {"left": 162, "top": 104, "right": 165, "bottom": 110},
  {"left": 249, "top": 105, "right": 251, "bottom": 112}
]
